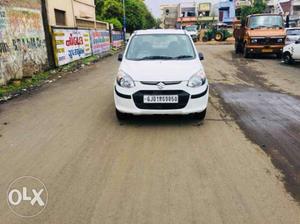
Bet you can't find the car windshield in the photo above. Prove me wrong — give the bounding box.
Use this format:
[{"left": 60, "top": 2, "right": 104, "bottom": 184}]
[
  {"left": 185, "top": 26, "right": 197, "bottom": 31},
  {"left": 248, "top": 16, "right": 283, "bottom": 29},
  {"left": 287, "top": 29, "right": 300, "bottom": 35},
  {"left": 126, "top": 34, "right": 196, "bottom": 61}
]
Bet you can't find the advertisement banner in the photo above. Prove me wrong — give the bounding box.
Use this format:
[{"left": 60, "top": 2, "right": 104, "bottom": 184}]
[
  {"left": 112, "top": 31, "right": 124, "bottom": 49},
  {"left": 90, "top": 30, "right": 111, "bottom": 55},
  {"left": 53, "top": 28, "right": 92, "bottom": 66}
]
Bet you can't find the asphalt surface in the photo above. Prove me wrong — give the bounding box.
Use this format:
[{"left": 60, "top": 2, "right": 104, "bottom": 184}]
[{"left": 0, "top": 45, "right": 300, "bottom": 223}]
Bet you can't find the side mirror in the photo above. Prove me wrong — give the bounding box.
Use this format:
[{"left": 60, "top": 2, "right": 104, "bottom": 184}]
[
  {"left": 198, "top": 52, "right": 204, "bottom": 60},
  {"left": 118, "top": 53, "right": 123, "bottom": 62}
]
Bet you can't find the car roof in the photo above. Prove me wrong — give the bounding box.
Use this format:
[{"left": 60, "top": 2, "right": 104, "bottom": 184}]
[
  {"left": 286, "top": 27, "right": 300, "bottom": 30},
  {"left": 248, "top": 13, "right": 281, "bottom": 17},
  {"left": 134, "top": 29, "right": 187, "bottom": 35}
]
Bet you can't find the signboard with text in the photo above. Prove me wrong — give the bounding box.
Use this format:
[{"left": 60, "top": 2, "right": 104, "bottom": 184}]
[
  {"left": 112, "top": 31, "right": 124, "bottom": 49},
  {"left": 53, "top": 28, "right": 92, "bottom": 66},
  {"left": 90, "top": 30, "right": 111, "bottom": 55},
  {"left": 199, "top": 3, "right": 211, "bottom": 12}
]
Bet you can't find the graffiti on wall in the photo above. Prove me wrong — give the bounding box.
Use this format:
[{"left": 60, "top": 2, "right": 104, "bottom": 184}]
[
  {"left": 0, "top": 5, "right": 47, "bottom": 85},
  {"left": 112, "top": 31, "right": 124, "bottom": 49},
  {"left": 90, "top": 30, "right": 111, "bottom": 55},
  {"left": 53, "top": 29, "right": 92, "bottom": 66}
]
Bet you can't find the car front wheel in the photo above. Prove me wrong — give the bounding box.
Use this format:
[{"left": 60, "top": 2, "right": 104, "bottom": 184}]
[
  {"left": 283, "top": 52, "right": 293, "bottom": 64},
  {"left": 116, "top": 109, "right": 128, "bottom": 120},
  {"left": 193, "top": 109, "right": 207, "bottom": 120}
]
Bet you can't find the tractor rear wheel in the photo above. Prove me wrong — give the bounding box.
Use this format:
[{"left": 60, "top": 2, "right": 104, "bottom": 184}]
[{"left": 214, "top": 32, "right": 224, "bottom": 41}]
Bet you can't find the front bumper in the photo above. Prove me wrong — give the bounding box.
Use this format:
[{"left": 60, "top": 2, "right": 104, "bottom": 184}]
[
  {"left": 114, "top": 81, "right": 209, "bottom": 115},
  {"left": 246, "top": 45, "right": 284, "bottom": 54}
]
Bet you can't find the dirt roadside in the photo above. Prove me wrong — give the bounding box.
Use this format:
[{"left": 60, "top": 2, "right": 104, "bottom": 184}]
[{"left": 200, "top": 44, "right": 300, "bottom": 203}]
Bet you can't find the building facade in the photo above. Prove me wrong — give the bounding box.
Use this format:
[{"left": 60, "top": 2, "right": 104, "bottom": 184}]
[
  {"left": 160, "top": 4, "right": 178, "bottom": 29},
  {"left": 45, "top": 0, "right": 107, "bottom": 29},
  {"left": 266, "top": 0, "right": 300, "bottom": 26},
  {"left": 218, "top": 0, "right": 235, "bottom": 24}
]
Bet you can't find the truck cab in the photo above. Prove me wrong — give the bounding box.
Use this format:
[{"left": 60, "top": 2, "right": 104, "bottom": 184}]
[{"left": 234, "top": 14, "right": 286, "bottom": 58}]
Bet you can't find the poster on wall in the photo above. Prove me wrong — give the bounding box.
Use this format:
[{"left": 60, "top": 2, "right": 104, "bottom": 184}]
[
  {"left": 112, "top": 31, "right": 124, "bottom": 49},
  {"left": 90, "top": 30, "right": 111, "bottom": 55},
  {"left": 53, "top": 28, "right": 92, "bottom": 66}
]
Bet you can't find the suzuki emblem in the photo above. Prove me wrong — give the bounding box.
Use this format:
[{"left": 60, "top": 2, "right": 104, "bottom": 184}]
[{"left": 157, "top": 82, "right": 165, "bottom": 90}]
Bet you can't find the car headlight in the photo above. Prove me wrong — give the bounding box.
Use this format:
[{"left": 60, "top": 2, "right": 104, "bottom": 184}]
[
  {"left": 117, "top": 71, "right": 135, "bottom": 88},
  {"left": 187, "top": 71, "right": 206, "bottom": 88},
  {"left": 251, "top": 39, "right": 258, "bottom": 44},
  {"left": 277, "top": 38, "right": 284, "bottom": 43}
]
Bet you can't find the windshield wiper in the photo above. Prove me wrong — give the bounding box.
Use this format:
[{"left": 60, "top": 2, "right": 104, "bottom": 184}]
[
  {"left": 252, "top": 25, "right": 267, "bottom": 29},
  {"left": 174, "top": 55, "right": 194, "bottom": 59},
  {"left": 137, "top": 56, "right": 173, "bottom": 61}
]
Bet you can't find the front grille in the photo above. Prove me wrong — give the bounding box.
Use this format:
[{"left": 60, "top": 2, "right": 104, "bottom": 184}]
[
  {"left": 140, "top": 81, "right": 182, "bottom": 85},
  {"left": 254, "top": 38, "right": 284, "bottom": 45},
  {"left": 133, "top": 90, "right": 190, "bottom": 110}
]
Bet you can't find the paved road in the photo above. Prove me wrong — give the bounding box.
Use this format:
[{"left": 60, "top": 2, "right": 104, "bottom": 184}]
[{"left": 0, "top": 45, "right": 300, "bottom": 224}]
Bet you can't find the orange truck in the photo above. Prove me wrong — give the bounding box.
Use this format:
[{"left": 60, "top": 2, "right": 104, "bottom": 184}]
[{"left": 233, "top": 14, "right": 286, "bottom": 58}]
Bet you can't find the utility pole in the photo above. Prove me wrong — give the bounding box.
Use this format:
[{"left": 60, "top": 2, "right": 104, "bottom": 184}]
[
  {"left": 122, "top": 0, "right": 126, "bottom": 41},
  {"left": 40, "top": 0, "right": 55, "bottom": 68}
]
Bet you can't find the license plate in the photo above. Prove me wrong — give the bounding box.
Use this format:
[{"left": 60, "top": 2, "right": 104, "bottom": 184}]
[
  {"left": 143, "top": 95, "right": 178, "bottom": 104},
  {"left": 262, "top": 49, "right": 273, "bottom": 53}
]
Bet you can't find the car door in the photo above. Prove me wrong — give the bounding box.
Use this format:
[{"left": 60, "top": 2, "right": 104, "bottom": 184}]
[{"left": 293, "top": 41, "right": 300, "bottom": 59}]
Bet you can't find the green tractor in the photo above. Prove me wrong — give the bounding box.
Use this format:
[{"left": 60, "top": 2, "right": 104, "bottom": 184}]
[{"left": 202, "top": 23, "right": 232, "bottom": 42}]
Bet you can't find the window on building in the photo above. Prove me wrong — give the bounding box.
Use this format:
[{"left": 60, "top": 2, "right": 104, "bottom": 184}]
[{"left": 55, "top": 9, "right": 66, "bottom": 26}]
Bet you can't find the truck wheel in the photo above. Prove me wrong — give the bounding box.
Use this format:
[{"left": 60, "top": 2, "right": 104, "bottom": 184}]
[
  {"left": 243, "top": 45, "right": 250, "bottom": 58},
  {"left": 214, "top": 32, "right": 224, "bottom": 41},
  {"left": 283, "top": 52, "right": 293, "bottom": 64}
]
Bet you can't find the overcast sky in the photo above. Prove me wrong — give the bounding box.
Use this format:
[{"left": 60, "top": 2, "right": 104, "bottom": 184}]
[{"left": 145, "top": 0, "right": 219, "bottom": 18}]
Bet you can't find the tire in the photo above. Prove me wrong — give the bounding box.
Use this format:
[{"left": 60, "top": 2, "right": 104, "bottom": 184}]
[
  {"left": 276, "top": 53, "right": 282, "bottom": 59},
  {"left": 202, "top": 36, "right": 208, "bottom": 42},
  {"left": 116, "top": 109, "right": 128, "bottom": 120},
  {"left": 193, "top": 109, "right": 207, "bottom": 121},
  {"left": 214, "top": 32, "right": 224, "bottom": 41},
  {"left": 243, "top": 45, "right": 250, "bottom": 58},
  {"left": 283, "top": 52, "right": 293, "bottom": 64}
]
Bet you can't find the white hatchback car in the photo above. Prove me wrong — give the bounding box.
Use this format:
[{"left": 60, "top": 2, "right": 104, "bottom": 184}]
[
  {"left": 114, "top": 29, "right": 209, "bottom": 120},
  {"left": 285, "top": 27, "right": 300, "bottom": 45},
  {"left": 283, "top": 40, "right": 300, "bottom": 64}
]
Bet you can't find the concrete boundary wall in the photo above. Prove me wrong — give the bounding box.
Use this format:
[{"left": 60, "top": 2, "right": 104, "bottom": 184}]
[
  {"left": 52, "top": 27, "right": 123, "bottom": 67},
  {"left": 0, "top": 0, "right": 48, "bottom": 85}
]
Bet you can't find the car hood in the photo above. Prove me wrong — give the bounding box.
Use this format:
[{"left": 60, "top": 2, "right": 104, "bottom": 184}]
[
  {"left": 120, "top": 59, "right": 203, "bottom": 82},
  {"left": 287, "top": 34, "right": 300, "bottom": 40},
  {"left": 187, "top": 31, "right": 197, "bottom": 35},
  {"left": 247, "top": 29, "right": 286, "bottom": 37}
]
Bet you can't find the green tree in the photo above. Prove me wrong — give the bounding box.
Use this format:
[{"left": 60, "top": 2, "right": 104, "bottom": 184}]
[
  {"left": 100, "top": 0, "right": 123, "bottom": 21},
  {"left": 104, "top": 18, "right": 123, "bottom": 30},
  {"left": 240, "top": 0, "right": 267, "bottom": 21},
  {"left": 95, "top": 0, "right": 104, "bottom": 15},
  {"left": 95, "top": 0, "right": 156, "bottom": 33}
]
